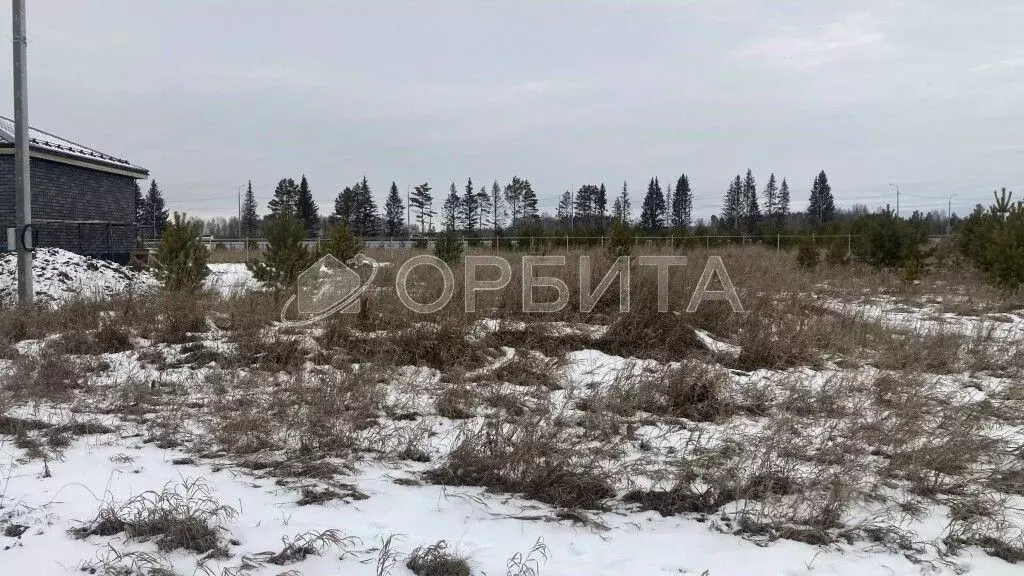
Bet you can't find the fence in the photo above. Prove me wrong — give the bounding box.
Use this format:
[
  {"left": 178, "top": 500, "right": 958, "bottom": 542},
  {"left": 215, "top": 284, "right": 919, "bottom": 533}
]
[
  {"left": 3, "top": 220, "right": 135, "bottom": 261},
  {"left": 141, "top": 233, "right": 950, "bottom": 257}
]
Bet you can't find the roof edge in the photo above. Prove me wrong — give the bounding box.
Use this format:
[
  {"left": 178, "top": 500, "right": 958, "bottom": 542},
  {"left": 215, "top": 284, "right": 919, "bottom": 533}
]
[{"left": 0, "top": 144, "right": 150, "bottom": 179}]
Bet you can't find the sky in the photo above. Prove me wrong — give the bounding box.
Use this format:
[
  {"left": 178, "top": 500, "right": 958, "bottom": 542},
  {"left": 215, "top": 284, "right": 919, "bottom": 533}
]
[{"left": 1, "top": 0, "right": 1022, "bottom": 221}]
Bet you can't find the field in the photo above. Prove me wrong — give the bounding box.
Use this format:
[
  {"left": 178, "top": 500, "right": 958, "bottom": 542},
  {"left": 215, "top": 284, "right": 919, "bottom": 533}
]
[{"left": 2, "top": 244, "right": 1024, "bottom": 575}]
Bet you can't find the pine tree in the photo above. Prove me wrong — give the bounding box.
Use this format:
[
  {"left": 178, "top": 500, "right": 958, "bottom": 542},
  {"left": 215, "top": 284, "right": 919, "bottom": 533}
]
[
  {"left": 152, "top": 212, "right": 209, "bottom": 292},
  {"left": 639, "top": 178, "right": 667, "bottom": 230},
  {"left": 443, "top": 183, "right": 460, "bottom": 231},
  {"left": 614, "top": 181, "right": 631, "bottom": 224},
  {"left": 763, "top": 173, "right": 778, "bottom": 219},
  {"left": 476, "top": 186, "right": 492, "bottom": 231},
  {"left": 574, "top": 185, "right": 601, "bottom": 228},
  {"left": 241, "top": 180, "right": 259, "bottom": 237},
  {"left": 334, "top": 185, "right": 356, "bottom": 227},
  {"left": 461, "top": 178, "right": 478, "bottom": 233},
  {"left": 670, "top": 174, "right": 692, "bottom": 230},
  {"left": 595, "top": 184, "right": 608, "bottom": 229},
  {"left": 556, "top": 190, "right": 573, "bottom": 224},
  {"left": 410, "top": 183, "right": 433, "bottom": 234},
  {"left": 491, "top": 181, "right": 504, "bottom": 233},
  {"left": 142, "top": 180, "right": 170, "bottom": 239},
  {"left": 778, "top": 178, "right": 791, "bottom": 221},
  {"left": 807, "top": 171, "right": 835, "bottom": 223},
  {"left": 295, "top": 175, "right": 320, "bottom": 237},
  {"left": 268, "top": 178, "right": 299, "bottom": 218},
  {"left": 504, "top": 177, "right": 531, "bottom": 226},
  {"left": 722, "top": 175, "right": 742, "bottom": 230},
  {"left": 384, "top": 181, "right": 404, "bottom": 237}
]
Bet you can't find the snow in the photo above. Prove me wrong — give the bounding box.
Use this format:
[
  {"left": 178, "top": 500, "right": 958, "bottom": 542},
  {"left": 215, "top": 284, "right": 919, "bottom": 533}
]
[
  {"left": 0, "top": 248, "right": 157, "bottom": 306},
  {"left": 2, "top": 437, "right": 1015, "bottom": 576},
  {"left": 204, "top": 263, "right": 258, "bottom": 296}
]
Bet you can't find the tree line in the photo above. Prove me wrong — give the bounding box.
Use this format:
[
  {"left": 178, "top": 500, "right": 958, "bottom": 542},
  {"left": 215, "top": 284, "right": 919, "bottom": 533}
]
[{"left": 136, "top": 169, "right": 843, "bottom": 240}]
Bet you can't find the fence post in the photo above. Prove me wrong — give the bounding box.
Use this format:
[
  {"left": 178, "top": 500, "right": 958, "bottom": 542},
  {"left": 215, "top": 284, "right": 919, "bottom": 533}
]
[
  {"left": 777, "top": 234, "right": 780, "bottom": 252},
  {"left": 566, "top": 235, "right": 569, "bottom": 252},
  {"left": 847, "top": 233, "right": 852, "bottom": 256}
]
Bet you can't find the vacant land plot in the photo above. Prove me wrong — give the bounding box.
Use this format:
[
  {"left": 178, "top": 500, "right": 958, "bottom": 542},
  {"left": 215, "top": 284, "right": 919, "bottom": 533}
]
[{"left": 0, "top": 246, "right": 1023, "bottom": 575}]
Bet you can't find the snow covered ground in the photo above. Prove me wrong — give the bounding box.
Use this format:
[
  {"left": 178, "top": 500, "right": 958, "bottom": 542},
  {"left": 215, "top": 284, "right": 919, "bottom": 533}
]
[
  {"left": 204, "top": 263, "right": 258, "bottom": 296},
  {"left": 2, "top": 257, "right": 1024, "bottom": 575},
  {"left": 4, "top": 434, "right": 1015, "bottom": 576},
  {"left": 0, "top": 249, "right": 157, "bottom": 306}
]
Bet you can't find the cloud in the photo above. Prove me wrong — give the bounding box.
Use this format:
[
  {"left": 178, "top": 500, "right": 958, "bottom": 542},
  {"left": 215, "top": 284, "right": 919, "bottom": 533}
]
[{"left": 736, "top": 12, "right": 887, "bottom": 71}]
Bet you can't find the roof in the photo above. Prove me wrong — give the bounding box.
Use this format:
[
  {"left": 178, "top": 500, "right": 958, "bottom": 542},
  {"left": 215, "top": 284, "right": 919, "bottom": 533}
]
[{"left": 0, "top": 114, "right": 148, "bottom": 176}]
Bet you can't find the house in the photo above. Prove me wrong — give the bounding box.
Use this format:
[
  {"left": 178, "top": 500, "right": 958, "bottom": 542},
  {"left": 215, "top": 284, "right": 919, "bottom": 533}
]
[{"left": 0, "top": 115, "right": 149, "bottom": 260}]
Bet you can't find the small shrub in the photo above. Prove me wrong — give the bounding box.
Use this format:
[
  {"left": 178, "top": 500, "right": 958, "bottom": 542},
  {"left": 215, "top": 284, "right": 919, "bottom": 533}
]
[
  {"left": 316, "top": 224, "right": 364, "bottom": 263},
  {"left": 434, "top": 231, "right": 464, "bottom": 263},
  {"left": 152, "top": 213, "right": 210, "bottom": 292},
  {"left": 248, "top": 216, "right": 313, "bottom": 288},
  {"left": 606, "top": 220, "right": 633, "bottom": 257},
  {"left": 796, "top": 239, "right": 818, "bottom": 269}
]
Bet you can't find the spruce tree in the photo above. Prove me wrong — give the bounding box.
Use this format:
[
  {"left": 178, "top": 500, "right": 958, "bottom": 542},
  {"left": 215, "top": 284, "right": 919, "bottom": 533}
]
[
  {"left": 491, "top": 181, "right": 504, "bottom": 232},
  {"left": 143, "top": 180, "right": 170, "bottom": 239},
  {"left": 670, "top": 174, "right": 692, "bottom": 230},
  {"left": 242, "top": 180, "right": 260, "bottom": 237},
  {"left": 778, "top": 178, "right": 791, "bottom": 222},
  {"left": 722, "top": 176, "right": 742, "bottom": 230},
  {"left": 352, "top": 176, "right": 379, "bottom": 236},
  {"left": 639, "top": 178, "right": 667, "bottom": 230},
  {"left": 807, "top": 171, "right": 835, "bottom": 223},
  {"left": 295, "top": 175, "right": 320, "bottom": 237},
  {"left": 443, "top": 183, "right": 460, "bottom": 231},
  {"left": 134, "top": 182, "right": 146, "bottom": 229},
  {"left": 461, "top": 178, "right": 478, "bottom": 233},
  {"left": 763, "top": 173, "right": 778, "bottom": 219},
  {"left": 268, "top": 178, "right": 299, "bottom": 218},
  {"left": 384, "top": 181, "right": 405, "bottom": 237},
  {"left": 742, "top": 169, "right": 760, "bottom": 224},
  {"left": 521, "top": 179, "right": 539, "bottom": 220}
]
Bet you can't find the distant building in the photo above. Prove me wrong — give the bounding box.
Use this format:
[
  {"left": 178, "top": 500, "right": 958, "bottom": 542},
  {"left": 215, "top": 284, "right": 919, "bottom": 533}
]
[{"left": 0, "top": 115, "right": 149, "bottom": 260}]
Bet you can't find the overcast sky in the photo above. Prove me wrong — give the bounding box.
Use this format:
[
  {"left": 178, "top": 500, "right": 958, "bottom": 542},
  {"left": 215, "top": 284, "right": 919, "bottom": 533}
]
[{"left": 2, "top": 1, "right": 1022, "bottom": 220}]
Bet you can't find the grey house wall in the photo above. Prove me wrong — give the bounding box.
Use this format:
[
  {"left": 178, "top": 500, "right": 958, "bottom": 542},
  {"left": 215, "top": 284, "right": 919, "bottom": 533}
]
[{"left": 0, "top": 155, "right": 137, "bottom": 257}]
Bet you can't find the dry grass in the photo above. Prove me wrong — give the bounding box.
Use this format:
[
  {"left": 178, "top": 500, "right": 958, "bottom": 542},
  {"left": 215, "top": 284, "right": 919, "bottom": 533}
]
[
  {"left": 73, "top": 479, "right": 236, "bottom": 554},
  {"left": 427, "top": 417, "right": 617, "bottom": 510},
  {"left": 406, "top": 540, "right": 471, "bottom": 576}
]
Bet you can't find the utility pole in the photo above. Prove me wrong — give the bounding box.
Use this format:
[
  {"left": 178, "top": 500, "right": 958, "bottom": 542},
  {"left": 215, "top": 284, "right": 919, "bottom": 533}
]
[
  {"left": 948, "top": 192, "right": 957, "bottom": 235},
  {"left": 237, "top": 184, "right": 243, "bottom": 239},
  {"left": 406, "top": 185, "right": 410, "bottom": 237},
  {"left": 889, "top": 183, "right": 900, "bottom": 218},
  {"left": 13, "top": 0, "right": 33, "bottom": 305}
]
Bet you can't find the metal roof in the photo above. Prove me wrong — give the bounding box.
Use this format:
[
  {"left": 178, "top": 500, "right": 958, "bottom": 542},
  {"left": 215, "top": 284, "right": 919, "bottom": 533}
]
[{"left": 0, "top": 114, "right": 147, "bottom": 175}]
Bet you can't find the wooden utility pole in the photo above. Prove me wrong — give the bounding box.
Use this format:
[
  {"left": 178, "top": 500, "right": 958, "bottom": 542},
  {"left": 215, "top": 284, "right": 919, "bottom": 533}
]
[{"left": 13, "top": 0, "right": 33, "bottom": 305}]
